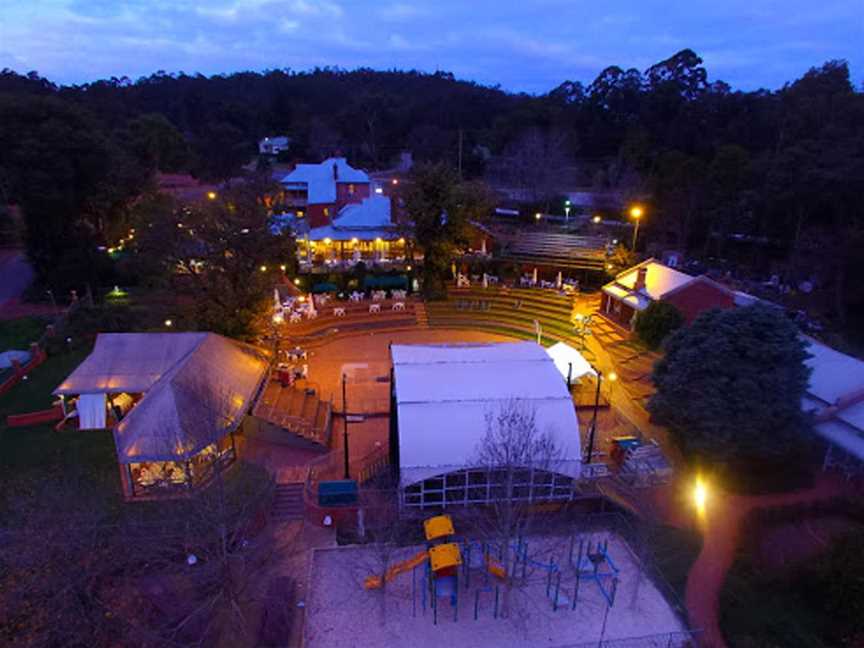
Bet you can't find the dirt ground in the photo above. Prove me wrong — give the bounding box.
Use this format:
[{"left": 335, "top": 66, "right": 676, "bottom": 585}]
[
  {"left": 305, "top": 328, "right": 514, "bottom": 411},
  {"left": 304, "top": 531, "right": 688, "bottom": 648}
]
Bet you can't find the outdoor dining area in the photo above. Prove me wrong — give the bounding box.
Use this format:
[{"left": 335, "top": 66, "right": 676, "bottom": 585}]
[
  {"left": 273, "top": 281, "right": 413, "bottom": 328},
  {"left": 275, "top": 346, "right": 309, "bottom": 387}
]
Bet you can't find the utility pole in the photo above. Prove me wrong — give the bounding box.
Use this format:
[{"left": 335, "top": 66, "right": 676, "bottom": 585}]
[
  {"left": 585, "top": 371, "right": 602, "bottom": 465},
  {"left": 342, "top": 373, "right": 350, "bottom": 479},
  {"left": 457, "top": 128, "right": 463, "bottom": 178}
]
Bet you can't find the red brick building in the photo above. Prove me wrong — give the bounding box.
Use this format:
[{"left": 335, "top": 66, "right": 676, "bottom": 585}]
[
  {"left": 600, "top": 258, "right": 735, "bottom": 329},
  {"left": 281, "top": 157, "right": 370, "bottom": 228}
]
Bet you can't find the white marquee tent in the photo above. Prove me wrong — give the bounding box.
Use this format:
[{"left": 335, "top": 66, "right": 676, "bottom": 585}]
[{"left": 390, "top": 342, "right": 582, "bottom": 492}]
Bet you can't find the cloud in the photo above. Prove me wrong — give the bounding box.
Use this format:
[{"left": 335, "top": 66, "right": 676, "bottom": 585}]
[{"left": 1, "top": 0, "right": 860, "bottom": 92}]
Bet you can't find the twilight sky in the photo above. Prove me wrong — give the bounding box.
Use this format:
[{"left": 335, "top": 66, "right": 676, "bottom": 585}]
[{"left": 1, "top": 0, "right": 861, "bottom": 93}]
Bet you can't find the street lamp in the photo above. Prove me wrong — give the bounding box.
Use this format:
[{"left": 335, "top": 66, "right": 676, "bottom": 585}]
[
  {"left": 207, "top": 191, "right": 217, "bottom": 200},
  {"left": 592, "top": 215, "right": 602, "bottom": 225},
  {"left": 629, "top": 205, "right": 643, "bottom": 251},
  {"left": 535, "top": 212, "right": 542, "bottom": 222},
  {"left": 585, "top": 370, "right": 603, "bottom": 465},
  {"left": 564, "top": 199, "right": 571, "bottom": 224}
]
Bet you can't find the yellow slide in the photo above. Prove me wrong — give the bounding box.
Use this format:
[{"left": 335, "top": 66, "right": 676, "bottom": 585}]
[
  {"left": 486, "top": 555, "right": 507, "bottom": 580},
  {"left": 364, "top": 550, "right": 429, "bottom": 589}
]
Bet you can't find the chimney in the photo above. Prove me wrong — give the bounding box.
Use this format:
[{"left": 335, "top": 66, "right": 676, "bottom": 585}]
[
  {"left": 634, "top": 266, "right": 648, "bottom": 292},
  {"left": 333, "top": 162, "right": 339, "bottom": 181}
]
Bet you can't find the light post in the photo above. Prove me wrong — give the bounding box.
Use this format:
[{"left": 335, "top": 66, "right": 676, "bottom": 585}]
[
  {"left": 585, "top": 370, "right": 602, "bottom": 465},
  {"left": 564, "top": 199, "right": 571, "bottom": 224},
  {"left": 342, "top": 373, "right": 350, "bottom": 479},
  {"left": 629, "top": 205, "right": 643, "bottom": 251}
]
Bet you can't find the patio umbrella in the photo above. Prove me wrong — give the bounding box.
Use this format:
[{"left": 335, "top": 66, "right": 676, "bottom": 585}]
[
  {"left": 482, "top": 273, "right": 488, "bottom": 289},
  {"left": 273, "top": 288, "right": 282, "bottom": 309},
  {"left": 532, "top": 267, "right": 538, "bottom": 285},
  {"left": 556, "top": 271, "right": 563, "bottom": 289}
]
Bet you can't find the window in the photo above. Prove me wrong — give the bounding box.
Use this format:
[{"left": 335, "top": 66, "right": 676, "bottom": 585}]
[
  {"left": 348, "top": 184, "right": 355, "bottom": 195},
  {"left": 323, "top": 207, "right": 330, "bottom": 217}
]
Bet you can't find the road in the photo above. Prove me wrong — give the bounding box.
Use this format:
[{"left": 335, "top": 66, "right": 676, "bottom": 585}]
[{"left": 0, "top": 249, "right": 34, "bottom": 307}]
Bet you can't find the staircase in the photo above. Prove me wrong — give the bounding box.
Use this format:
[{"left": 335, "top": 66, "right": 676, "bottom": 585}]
[
  {"left": 414, "top": 301, "right": 429, "bottom": 328},
  {"left": 272, "top": 482, "right": 305, "bottom": 522},
  {"left": 254, "top": 383, "right": 333, "bottom": 448}
]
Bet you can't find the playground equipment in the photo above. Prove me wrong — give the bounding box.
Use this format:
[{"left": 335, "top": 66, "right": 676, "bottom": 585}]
[{"left": 362, "top": 516, "right": 623, "bottom": 623}]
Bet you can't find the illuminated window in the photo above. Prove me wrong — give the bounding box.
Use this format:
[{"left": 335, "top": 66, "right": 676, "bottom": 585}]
[
  {"left": 323, "top": 207, "right": 330, "bottom": 217},
  {"left": 348, "top": 184, "right": 355, "bottom": 195}
]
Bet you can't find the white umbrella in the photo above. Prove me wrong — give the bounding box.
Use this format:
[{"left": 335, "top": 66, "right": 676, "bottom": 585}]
[
  {"left": 556, "top": 271, "right": 563, "bottom": 289},
  {"left": 482, "top": 273, "right": 488, "bottom": 288},
  {"left": 274, "top": 288, "right": 282, "bottom": 309},
  {"left": 307, "top": 294, "right": 317, "bottom": 317},
  {"left": 532, "top": 268, "right": 538, "bottom": 285}
]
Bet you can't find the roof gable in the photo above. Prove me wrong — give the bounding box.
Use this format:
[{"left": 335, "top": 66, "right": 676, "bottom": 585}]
[{"left": 281, "top": 157, "right": 369, "bottom": 204}]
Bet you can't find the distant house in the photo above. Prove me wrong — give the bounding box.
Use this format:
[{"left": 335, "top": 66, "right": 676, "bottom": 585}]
[
  {"left": 54, "top": 333, "right": 270, "bottom": 499},
  {"left": 279, "top": 158, "right": 409, "bottom": 265},
  {"left": 803, "top": 339, "right": 864, "bottom": 477},
  {"left": 281, "top": 157, "right": 371, "bottom": 228},
  {"left": 259, "top": 136, "right": 291, "bottom": 156},
  {"left": 601, "top": 258, "right": 736, "bottom": 328}
]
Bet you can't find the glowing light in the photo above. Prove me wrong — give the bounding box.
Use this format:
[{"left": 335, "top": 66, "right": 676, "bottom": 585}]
[
  {"left": 535, "top": 212, "right": 541, "bottom": 221},
  {"left": 605, "top": 263, "right": 613, "bottom": 270},
  {"left": 629, "top": 205, "right": 643, "bottom": 219},
  {"left": 693, "top": 476, "right": 709, "bottom": 517},
  {"left": 323, "top": 237, "right": 332, "bottom": 244},
  {"left": 612, "top": 238, "right": 619, "bottom": 245},
  {"left": 406, "top": 265, "right": 412, "bottom": 271},
  {"left": 293, "top": 278, "right": 301, "bottom": 285},
  {"left": 272, "top": 313, "right": 284, "bottom": 324},
  {"left": 240, "top": 228, "right": 250, "bottom": 234},
  {"left": 375, "top": 187, "right": 384, "bottom": 194},
  {"left": 592, "top": 215, "right": 602, "bottom": 224},
  {"left": 164, "top": 319, "right": 173, "bottom": 327},
  {"left": 207, "top": 191, "right": 217, "bottom": 200},
  {"left": 259, "top": 265, "right": 268, "bottom": 272},
  {"left": 398, "top": 237, "right": 405, "bottom": 244},
  {"left": 177, "top": 222, "right": 184, "bottom": 228},
  {"left": 392, "top": 178, "right": 399, "bottom": 185},
  {"left": 351, "top": 237, "right": 358, "bottom": 244},
  {"left": 280, "top": 264, "right": 287, "bottom": 271},
  {"left": 607, "top": 371, "right": 618, "bottom": 382},
  {"left": 375, "top": 237, "right": 383, "bottom": 243}
]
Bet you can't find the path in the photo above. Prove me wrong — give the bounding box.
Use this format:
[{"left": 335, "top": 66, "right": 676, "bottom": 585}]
[
  {"left": 684, "top": 474, "right": 849, "bottom": 648},
  {"left": 0, "top": 249, "right": 60, "bottom": 320}
]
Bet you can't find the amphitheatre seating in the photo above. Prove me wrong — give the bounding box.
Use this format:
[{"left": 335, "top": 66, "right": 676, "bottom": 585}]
[
  {"left": 426, "top": 287, "right": 585, "bottom": 347},
  {"left": 497, "top": 232, "right": 608, "bottom": 271}
]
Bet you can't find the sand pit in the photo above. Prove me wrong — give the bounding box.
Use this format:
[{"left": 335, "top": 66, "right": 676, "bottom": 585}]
[{"left": 304, "top": 530, "right": 690, "bottom": 648}]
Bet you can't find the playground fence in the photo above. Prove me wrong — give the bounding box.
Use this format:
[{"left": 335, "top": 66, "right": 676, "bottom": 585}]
[{"left": 549, "top": 629, "right": 700, "bottom": 647}]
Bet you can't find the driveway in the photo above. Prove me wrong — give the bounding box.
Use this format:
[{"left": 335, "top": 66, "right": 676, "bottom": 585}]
[{"left": 0, "top": 249, "right": 33, "bottom": 306}]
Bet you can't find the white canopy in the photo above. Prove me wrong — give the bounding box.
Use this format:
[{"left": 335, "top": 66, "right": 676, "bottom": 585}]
[
  {"left": 545, "top": 342, "right": 597, "bottom": 383},
  {"left": 391, "top": 342, "right": 582, "bottom": 486},
  {"left": 55, "top": 333, "right": 270, "bottom": 463}
]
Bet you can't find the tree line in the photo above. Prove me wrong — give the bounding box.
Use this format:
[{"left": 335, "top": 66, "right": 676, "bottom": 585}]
[{"left": 0, "top": 51, "right": 861, "bottom": 340}]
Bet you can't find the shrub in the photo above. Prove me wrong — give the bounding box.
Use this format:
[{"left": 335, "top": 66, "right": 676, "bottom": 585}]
[{"left": 634, "top": 301, "right": 684, "bottom": 349}]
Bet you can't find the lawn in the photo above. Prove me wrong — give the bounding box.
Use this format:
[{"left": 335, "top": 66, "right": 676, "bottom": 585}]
[
  {"left": 0, "top": 343, "right": 119, "bottom": 501},
  {"left": 0, "top": 316, "right": 49, "bottom": 350}
]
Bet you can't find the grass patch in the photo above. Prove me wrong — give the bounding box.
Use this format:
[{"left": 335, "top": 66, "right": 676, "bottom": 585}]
[
  {"left": 633, "top": 522, "right": 702, "bottom": 605},
  {"left": 0, "top": 316, "right": 49, "bottom": 350},
  {"left": 0, "top": 343, "right": 118, "bottom": 501}
]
